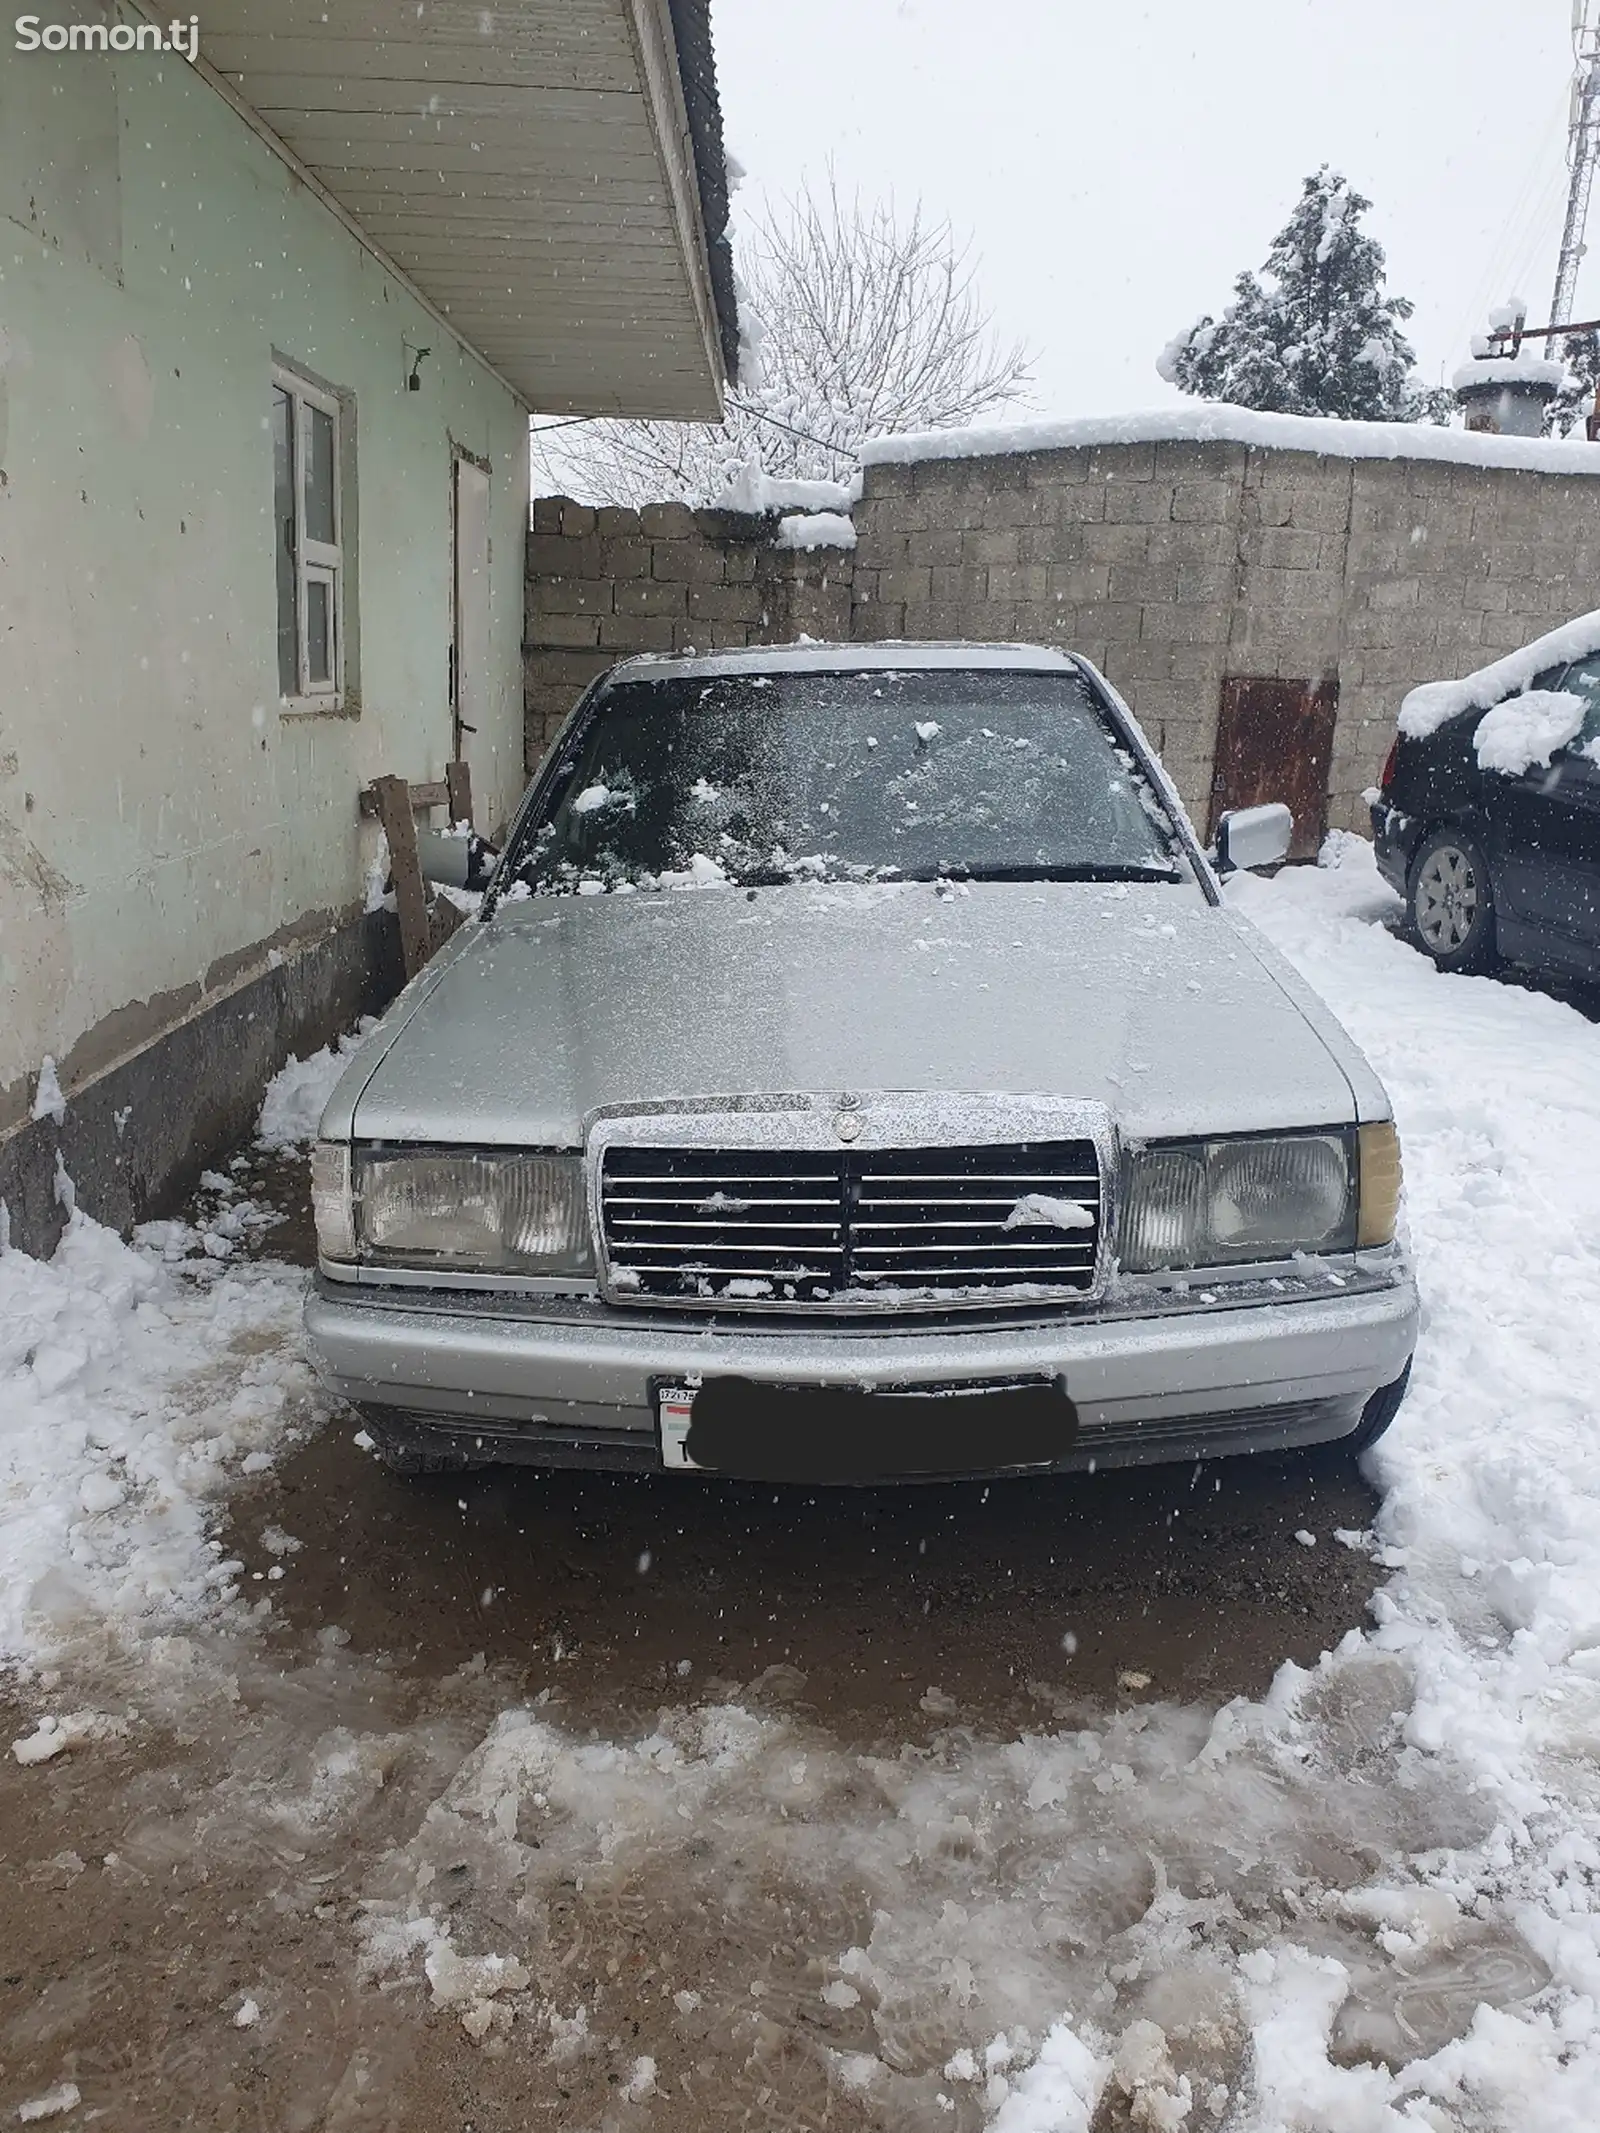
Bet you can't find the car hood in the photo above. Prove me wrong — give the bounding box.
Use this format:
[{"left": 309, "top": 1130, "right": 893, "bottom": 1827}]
[{"left": 338, "top": 880, "right": 1380, "bottom": 1147}]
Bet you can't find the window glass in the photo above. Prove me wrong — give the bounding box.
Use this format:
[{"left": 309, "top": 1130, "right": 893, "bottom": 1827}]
[
  {"left": 1553, "top": 652, "right": 1600, "bottom": 748},
  {"left": 506, "top": 668, "right": 1185, "bottom": 895},
  {"left": 271, "top": 387, "right": 297, "bottom": 698},
  {"left": 305, "top": 404, "right": 336, "bottom": 548},
  {"left": 305, "top": 575, "right": 333, "bottom": 686}
]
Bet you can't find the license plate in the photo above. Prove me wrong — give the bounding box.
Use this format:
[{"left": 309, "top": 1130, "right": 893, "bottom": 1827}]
[
  {"left": 657, "top": 1385, "right": 701, "bottom": 1470},
  {"left": 653, "top": 1376, "right": 1075, "bottom": 1480}
]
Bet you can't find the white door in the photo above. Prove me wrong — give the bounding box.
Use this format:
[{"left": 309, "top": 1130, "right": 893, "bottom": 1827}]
[{"left": 452, "top": 456, "right": 492, "bottom": 817}]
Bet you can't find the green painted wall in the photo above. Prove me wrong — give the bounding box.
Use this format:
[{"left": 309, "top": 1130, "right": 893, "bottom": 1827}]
[{"left": 0, "top": 29, "right": 529, "bottom": 1128}]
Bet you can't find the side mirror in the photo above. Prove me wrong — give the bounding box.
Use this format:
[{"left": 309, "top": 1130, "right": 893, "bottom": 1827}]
[{"left": 1213, "top": 802, "right": 1292, "bottom": 875}]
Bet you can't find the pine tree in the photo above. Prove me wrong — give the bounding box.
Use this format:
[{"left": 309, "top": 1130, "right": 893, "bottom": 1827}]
[
  {"left": 1545, "top": 330, "right": 1600, "bottom": 438},
  {"left": 1159, "top": 169, "right": 1449, "bottom": 423}
]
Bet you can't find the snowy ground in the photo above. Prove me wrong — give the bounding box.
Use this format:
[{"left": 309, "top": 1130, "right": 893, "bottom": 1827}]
[
  {"left": 4, "top": 851, "right": 1600, "bottom": 2130},
  {"left": 0, "top": 1027, "right": 373, "bottom": 1667}
]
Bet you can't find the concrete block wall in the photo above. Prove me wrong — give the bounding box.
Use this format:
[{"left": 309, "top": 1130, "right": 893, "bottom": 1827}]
[{"left": 524, "top": 498, "right": 852, "bottom": 768}]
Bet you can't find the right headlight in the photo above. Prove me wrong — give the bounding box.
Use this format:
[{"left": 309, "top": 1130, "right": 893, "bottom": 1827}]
[
  {"left": 313, "top": 1142, "right": 593, "bottom": 1276},
  {"left": 1120, "top": 1125, "right": 1398, "bottom": 1273}
]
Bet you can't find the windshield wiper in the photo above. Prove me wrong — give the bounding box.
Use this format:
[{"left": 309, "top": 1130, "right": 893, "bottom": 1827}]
[{"left": 911, "top": 862, "right": 1183, "bottom": 885}]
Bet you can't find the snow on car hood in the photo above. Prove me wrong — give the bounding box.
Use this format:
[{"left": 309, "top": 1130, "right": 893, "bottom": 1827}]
[{"left": 340, "top": 880, "right": 1381, "bottom": 1148}]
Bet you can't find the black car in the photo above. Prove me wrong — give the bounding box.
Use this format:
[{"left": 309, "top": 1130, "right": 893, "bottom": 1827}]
[{"left": 1372, "top": 644, "right": 1600, "bottom": 979}]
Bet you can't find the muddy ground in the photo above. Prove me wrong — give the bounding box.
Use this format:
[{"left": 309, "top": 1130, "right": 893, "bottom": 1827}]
[{"left": 0, "top": 1151, "right": 1390, "bottom": 2132}]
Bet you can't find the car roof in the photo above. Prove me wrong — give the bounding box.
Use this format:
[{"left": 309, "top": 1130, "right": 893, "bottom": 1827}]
[{"left": 610, "top": 640, "right": 1086, "bottom": 683}]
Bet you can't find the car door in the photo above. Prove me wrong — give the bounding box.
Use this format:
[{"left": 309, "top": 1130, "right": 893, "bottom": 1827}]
[
  {"left": 1481, "top": 660, "right": 1573, "bottom": 936},
  {"left": 1482, "top": 653, "right": 1600, "bottom": 960},
  {"left": 1546, "top": 657, "right": 1600, "bottom": 955}
]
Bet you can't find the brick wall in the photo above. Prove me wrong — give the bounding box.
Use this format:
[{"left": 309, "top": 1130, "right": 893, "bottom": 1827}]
[
  {"left": 527, "top": 446, "right": 1600, "bottom": 836},
  {"left": 524, "top": 498, "right": 852, "bottom": 768}
]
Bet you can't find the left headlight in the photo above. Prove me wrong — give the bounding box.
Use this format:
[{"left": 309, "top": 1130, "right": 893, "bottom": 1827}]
[
  {"left": 1121, "top": 1129, "right": 1364, "bottom": 1273},
  {"left": 318, "top": 1146, "right": 592, "bottom": 1275}
]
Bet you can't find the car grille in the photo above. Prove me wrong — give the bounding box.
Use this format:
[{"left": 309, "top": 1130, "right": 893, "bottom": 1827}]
[{"left": 599, "top": 1141, "right": 1102, "bottom": 1306}]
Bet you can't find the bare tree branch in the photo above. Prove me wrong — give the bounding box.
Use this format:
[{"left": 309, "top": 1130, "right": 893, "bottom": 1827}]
[{"left": 535, "top": 175, "right": 1032, "bottom": 507}]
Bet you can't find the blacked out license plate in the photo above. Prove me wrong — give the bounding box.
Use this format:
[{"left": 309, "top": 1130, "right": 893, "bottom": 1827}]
[{"left": 654, "top": 1375, "right": 1077, "bottom": 1482}]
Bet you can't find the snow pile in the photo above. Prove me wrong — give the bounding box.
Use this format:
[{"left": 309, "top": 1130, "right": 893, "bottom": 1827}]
[
  {"left": 1487, "top": 297, "right": 1530, "bottom": 333},
  {"left": 17, "top": 2085, "right": 81, "bottom": 2124},
  {"left": 650, "top": 852, "right": 728, "bottom": 890},
  {"left": 1452, "top": 344, "right": 1567, "bottom": 393},
  {"left": 1003, "top": 1193, "right": 1093, "bottom": 1232},
  {"left": 774, "top": 509, "right": 857, "bottom": 551},
  {"left": 358, "top": 1700, "right": 776, "bottom": 2042},
  {"left": 256, "top": 1020, "right": 376, "bottom": 1151},
  {"left": 860, "top": 402, "right": 1600, "bottom": 477},
  {"left": 712, "top": 463, "right": 858, "bottom": 515},
  {"left": 31, "top": 1056, "right": 66, "bottom": 1126},
  {"left": 989, "top": 2024, "right": 1106, "bottom": 2130},
  {"left": 12, "top": 1709, "right": 128, "bottom": 1764},
  {"left": 363, "top": 829, "right": 392, "bottom": 915},
  {"left": 1473, "top": 689, "right": 1587, "bottom": 775},
  {"left": 1399, "top": 608, "right": 1600, "bottom": 737},
  {"left": 0, "top": 1209, "right": 327, "bottom": 1664}
]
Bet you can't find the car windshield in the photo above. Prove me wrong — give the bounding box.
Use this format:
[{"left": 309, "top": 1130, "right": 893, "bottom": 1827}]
[{"left": 500, "top": 666, "right": 1186, "bottom": 896}]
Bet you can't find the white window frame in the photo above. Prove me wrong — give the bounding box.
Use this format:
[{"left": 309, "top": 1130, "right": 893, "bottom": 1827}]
[{"left": 274, "top": 367, "right": 345, "bottom": 709}]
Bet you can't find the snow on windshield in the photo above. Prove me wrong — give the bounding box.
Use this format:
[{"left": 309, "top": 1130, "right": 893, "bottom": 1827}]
[{"left": 503, "top": 669, "right": 1184, "bottom": 897}]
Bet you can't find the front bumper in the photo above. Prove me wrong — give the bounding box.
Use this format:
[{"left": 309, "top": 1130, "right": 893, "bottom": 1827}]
[{"left": 304, "top": 1263, "right": 1419, "bottom": 1477}]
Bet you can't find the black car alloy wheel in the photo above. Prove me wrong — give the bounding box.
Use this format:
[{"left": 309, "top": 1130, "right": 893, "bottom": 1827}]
[{"left": 1408, "top": 828, "right": 1498, "bottom": 974}]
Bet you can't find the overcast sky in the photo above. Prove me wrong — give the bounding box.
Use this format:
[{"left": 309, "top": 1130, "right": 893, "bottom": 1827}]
[{"left": 710, "top": 0, "right": 1585, "bottom": 421}]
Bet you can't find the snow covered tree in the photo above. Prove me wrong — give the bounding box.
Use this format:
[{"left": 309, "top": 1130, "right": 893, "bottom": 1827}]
[
  {"left": 534, "top": 177, "right": 1032, "bottom": 507},
  {"left": 1158, "top": 169, "right": 1449, "bottom": 424},
  {"left": 1545, "top": 330, "right": 1600, "bottom": 438}
]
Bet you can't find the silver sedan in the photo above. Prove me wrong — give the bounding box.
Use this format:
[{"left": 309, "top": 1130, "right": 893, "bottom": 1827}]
[{"left": 305, "top": 644, "right": 1415, "bottom": 1483}]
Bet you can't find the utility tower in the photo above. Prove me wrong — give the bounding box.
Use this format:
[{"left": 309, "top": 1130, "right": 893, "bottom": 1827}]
[{"left": 1549, "top": 0, "right": 1600, "bottom": 352}]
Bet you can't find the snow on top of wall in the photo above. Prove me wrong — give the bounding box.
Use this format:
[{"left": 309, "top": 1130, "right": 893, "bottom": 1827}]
[
  {"left": 859, "top": 402, "right": 1600, "bottom": 478},
  {"left": 773, "top": 510, "right": 857, "bottom": 551},
  {"left": 1472, "top": 690, "right": 1588, "bottom": 776},
  {"left": 711, "top": 464, "right": 860, "bottom": 515},
  {"left": 1399, "top": 609, "right": 1600, "bottom": 737}
]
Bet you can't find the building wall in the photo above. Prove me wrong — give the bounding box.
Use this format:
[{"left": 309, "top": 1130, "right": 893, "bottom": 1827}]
[
  {"left": 524, "top": 499, "right": 853, "bottom": 763},
  {"left": 0, "top": 35, "right": 529, "bottom": 1147}
]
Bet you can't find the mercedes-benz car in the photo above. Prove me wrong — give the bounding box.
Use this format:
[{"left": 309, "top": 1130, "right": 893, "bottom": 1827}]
[{"left": 304, "top": 643, "right": 1416, "bottom": 1485}]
